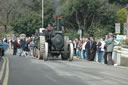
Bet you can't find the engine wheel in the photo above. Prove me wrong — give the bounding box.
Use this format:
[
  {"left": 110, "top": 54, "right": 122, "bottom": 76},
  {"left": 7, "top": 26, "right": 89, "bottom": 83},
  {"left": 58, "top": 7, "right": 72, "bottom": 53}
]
[
  {"left": 43, "top": 42, "right": 48, "bottom": 61},
  {"left": 61, "top": 36, "right": 69, "bottom": 60},
  {"left": 69, "top": 43, "right": 74, "bottom": 61},
  {"left": 39, "top": 36, "right": 45, "bottom": 59}
]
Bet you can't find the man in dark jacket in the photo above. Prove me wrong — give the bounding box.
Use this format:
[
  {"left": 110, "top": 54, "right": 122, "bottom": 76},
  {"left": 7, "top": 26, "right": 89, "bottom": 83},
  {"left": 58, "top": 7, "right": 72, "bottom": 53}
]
[
  {"left": 13, "top": 38, "right": 18, "bottom": 55},
  {"left": 85, "top": 38, "right": 91, "bottom": 60},
  {"left": 89, "top": 37, "right": 97, "bottom": 61},
  {"left": 85, "top": 37, "right": 97, "bottom": 61},
  {"left": 19, "top": 38, "right": 27, "bottom": 56}
]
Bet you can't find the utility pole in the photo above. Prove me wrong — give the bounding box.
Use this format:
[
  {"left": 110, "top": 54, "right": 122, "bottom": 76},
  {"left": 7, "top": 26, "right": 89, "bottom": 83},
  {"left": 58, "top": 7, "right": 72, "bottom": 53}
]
[
  {"left": 42, "top": 0, "right": 44, "bottom": 28},
  {"left": 126, "top": 5, "right": 128, "bottom": 36},
  {"left": 127, "top": 11, "right": 128, "bottom": 36}
]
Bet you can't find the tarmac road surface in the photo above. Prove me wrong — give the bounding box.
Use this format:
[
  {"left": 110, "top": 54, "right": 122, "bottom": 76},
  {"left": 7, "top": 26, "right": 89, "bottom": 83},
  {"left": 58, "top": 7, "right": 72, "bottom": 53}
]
[{"left": 0, "top": 49, "right": 128, "bottom": 85}]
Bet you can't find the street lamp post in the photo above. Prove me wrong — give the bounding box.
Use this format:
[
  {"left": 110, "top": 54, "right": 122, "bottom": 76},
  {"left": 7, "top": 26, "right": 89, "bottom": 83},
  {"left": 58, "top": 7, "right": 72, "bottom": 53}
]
[
  {"left": 78, "top": 28, "right": 82, "bottom": 40},
  {"left": 42, "top": 0, "right": 44, "bottom": 28}
]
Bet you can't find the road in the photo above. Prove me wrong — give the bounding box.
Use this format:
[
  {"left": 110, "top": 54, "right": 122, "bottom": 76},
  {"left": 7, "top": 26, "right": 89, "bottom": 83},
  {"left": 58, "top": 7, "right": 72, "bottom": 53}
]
[{"left": 0, "top": 49, "right": 128, "bottom": 85}]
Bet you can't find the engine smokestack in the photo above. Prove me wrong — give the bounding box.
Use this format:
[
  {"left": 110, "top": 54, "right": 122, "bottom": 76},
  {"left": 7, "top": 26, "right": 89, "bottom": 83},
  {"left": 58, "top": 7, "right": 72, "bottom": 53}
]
[{"left": 56, "top": 16, "right": 61, "bottom": 31}]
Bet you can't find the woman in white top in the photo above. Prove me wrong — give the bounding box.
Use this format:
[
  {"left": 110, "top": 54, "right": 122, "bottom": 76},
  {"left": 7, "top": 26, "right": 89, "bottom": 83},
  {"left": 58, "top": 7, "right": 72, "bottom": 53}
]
[
  {"left": 82, "top": 38, "right": 88, "bottom": 59},
  {"left": 97, "top": 38, "right": 105, "bottom": 63}
]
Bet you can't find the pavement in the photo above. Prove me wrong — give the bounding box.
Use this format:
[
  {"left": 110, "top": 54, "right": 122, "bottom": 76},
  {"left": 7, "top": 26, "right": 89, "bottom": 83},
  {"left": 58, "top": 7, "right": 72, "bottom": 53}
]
[{"left": 0, "top": 49, "right": 128, "bottom": 85}]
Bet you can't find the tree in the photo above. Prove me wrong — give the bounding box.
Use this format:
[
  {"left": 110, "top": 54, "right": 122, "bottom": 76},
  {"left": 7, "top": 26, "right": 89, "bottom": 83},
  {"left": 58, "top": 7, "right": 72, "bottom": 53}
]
[
  {"left": 0, "top": 0, "right": 36, "bottom": 31},
  {"left": 117, "top": 8, "right": 127, "bottom": 23},
  {"left": 0, "top": 0, "right": 18, "bottom": 31},
  {"left": 117, "top": 8, "right": 127, "bottom": 34},
  {"left": 11, "top": 13, "right": 42, "bottom": 36},
  {"left": 60, "top": 0, "right": 118, "bottom": 37},
  {"left": 12, "top": 0, "right": 55, "bottom": 28},
  {"left": 109, "top": 0, "right": 128, "bottom": 6}
]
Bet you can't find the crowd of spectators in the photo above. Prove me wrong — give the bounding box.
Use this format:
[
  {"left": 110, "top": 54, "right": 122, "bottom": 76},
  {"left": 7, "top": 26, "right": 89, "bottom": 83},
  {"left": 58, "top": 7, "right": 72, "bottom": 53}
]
[
  {"left": 73, "top": 33, "right": 114, "bottom": 65},
  {"left": 9, "top": 37, "right": 38, "bottom": 57}
]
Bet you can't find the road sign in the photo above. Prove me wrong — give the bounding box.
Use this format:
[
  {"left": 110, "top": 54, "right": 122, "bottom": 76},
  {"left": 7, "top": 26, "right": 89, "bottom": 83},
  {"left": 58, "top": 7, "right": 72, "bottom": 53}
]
[
  {"left": 116, "top": 35, "right": 126, "bottom": 40},
  {"left": 115, "top": 23, "right": 120, "bottom": 34},
  {"left": 124, "top": 23, "right": 128, "bottom": 35},
  {"left": 115, "top": 35, "right": 126, "bottom": 45}
]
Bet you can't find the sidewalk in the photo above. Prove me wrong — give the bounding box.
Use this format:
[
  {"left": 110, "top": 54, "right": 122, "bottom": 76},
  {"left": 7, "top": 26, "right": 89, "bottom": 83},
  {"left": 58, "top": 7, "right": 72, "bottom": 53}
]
[{"left": 73, "top": 56, "right": 128, "bottom": 70}]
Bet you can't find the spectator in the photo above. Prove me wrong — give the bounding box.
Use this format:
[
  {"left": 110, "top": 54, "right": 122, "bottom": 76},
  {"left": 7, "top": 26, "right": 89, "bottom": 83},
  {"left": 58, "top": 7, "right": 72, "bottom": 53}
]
[
  {"left": 85, "top": 38, "right": 89, "bottom": 59},
  {"left": 73, "top": 39, "right": 77, "bottom": 56},
  {"left": 89, "top": 37, "right": 97, "bottom": 61},
  {"left": 76, "top": 47, "right": 81, "bottom": 58},
  {"left": 10, "top": 38, "right": 13, "bottom": 49},
  {"left": 75, "top": 40, "right": 82, "bottom": 58},
  {"left": 13, "top": 38, "right": 18, "bottom": 55},
  {"left": 19, "top": 38, "right": 24, "bottom": 56},
  {"left": 104, "top": 33, "right": 114, "bottom": 65},
  {"left": 82, "top": 38, "right": 88, "bottom": 59},
  {"left": 78, "top": 40, "right": 82, "bottom": 59},
  {"left": 23, "top": 38, "right": 29, "bottom": 56},
  {"left": 29, "top": 39, "right": 35, "bottom": 56},
  {"left": 8, "top": 39, "right": 12, "bottom": 49},
  {"left": 86, "top": 37, "right": 96, "bottom": 61},
  {"left": 97, "top": 38, "right": 105, "bottom": 63},
  {"left": 85, "top": 38, "right": 91, "bottom": 60},
  {"left": 3, "top": 40, "right": 8, "bottom": 56}
]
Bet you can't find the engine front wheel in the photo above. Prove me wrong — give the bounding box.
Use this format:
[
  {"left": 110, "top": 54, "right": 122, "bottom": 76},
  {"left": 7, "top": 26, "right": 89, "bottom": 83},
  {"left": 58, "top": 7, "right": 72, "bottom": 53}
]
[
  {"left": 43, "top": 42, "right": 48, "bottom": 61},
  {"left": 39, "top": 36, "right": 45, "bottom": 60}
]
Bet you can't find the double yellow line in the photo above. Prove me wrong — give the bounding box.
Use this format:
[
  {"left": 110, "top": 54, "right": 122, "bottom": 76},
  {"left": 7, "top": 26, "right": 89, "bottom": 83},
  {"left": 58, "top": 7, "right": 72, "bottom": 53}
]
[{"left": 0, "top": 56, "right": 9, "bottom": 85}]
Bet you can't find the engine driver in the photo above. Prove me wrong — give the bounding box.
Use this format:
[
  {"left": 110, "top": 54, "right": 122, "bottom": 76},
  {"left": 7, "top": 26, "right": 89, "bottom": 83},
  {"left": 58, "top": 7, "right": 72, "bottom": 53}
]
[{"left": 46, "top": 24, "right": 53, "bottom": 32}]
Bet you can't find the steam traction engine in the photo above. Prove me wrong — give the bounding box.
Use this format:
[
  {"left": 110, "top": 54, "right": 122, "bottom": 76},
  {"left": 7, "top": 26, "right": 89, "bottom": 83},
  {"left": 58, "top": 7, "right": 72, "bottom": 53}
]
[{"left": 38, "top": 16, "right": 74, "bottom": 61}]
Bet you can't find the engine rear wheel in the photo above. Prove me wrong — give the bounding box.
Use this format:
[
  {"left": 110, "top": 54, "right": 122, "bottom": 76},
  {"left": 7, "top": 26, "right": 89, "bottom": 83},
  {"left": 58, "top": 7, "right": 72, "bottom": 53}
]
[
  {"left": 61, "top": 36, "right": 69, "bottom": 60},
  {"left": 69, "top": 43, "right": 74, "bottom": 61}
]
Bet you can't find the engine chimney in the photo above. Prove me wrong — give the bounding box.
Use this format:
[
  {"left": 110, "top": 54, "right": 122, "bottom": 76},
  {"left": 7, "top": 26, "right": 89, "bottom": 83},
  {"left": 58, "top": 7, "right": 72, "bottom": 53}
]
[{"left": 56, "top": 16, "right": 61, "bottom": 31}]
